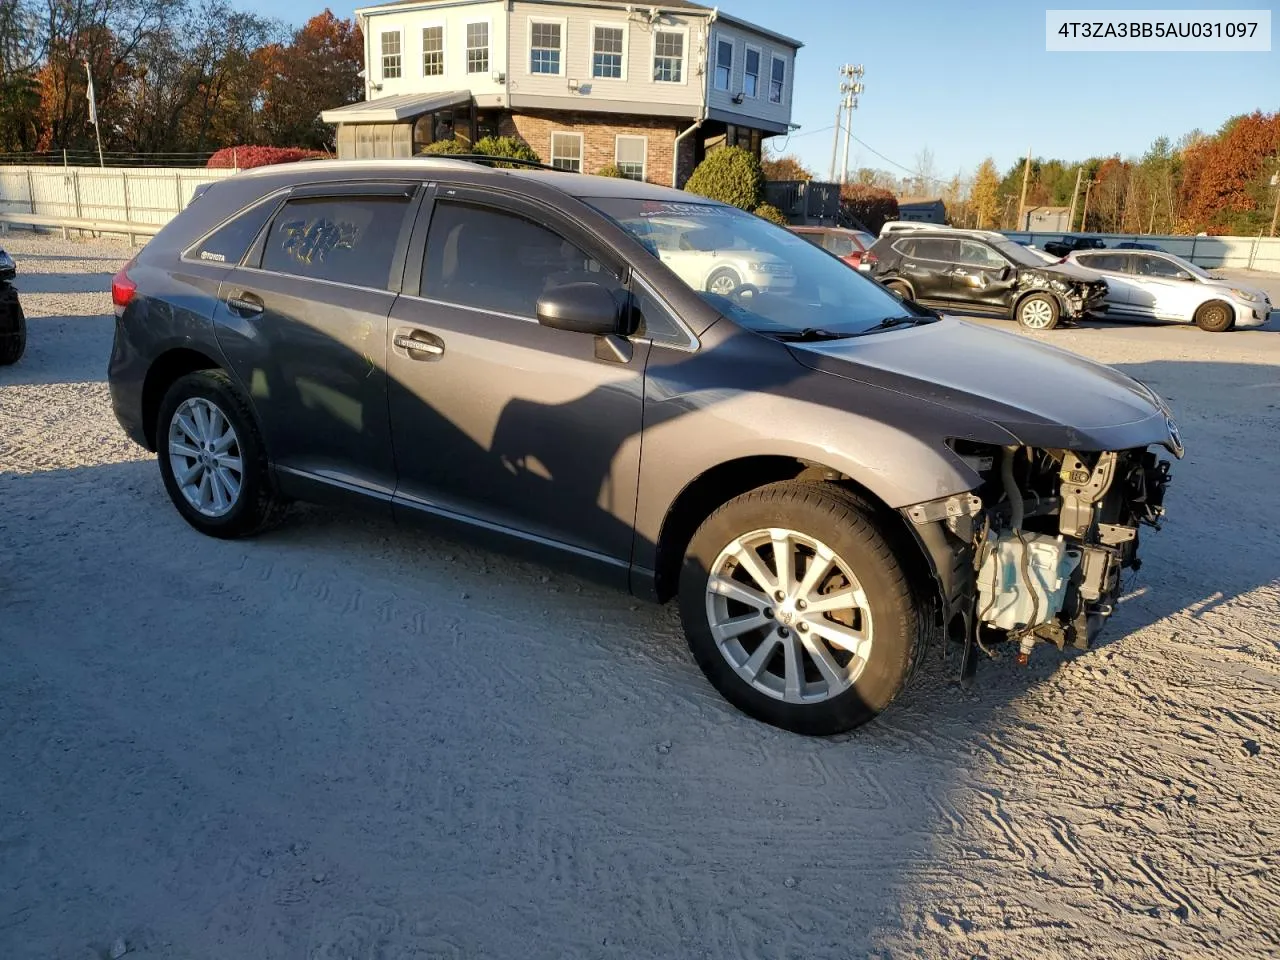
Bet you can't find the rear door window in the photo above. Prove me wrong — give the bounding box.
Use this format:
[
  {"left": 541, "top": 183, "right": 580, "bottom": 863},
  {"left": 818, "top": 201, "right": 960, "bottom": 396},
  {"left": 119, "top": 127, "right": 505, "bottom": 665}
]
[
  {"left": 259, "top": 195, "right": 412, "bottom": 289},
  {"left": 187, "top": 195, "right": 281, "bottom": 266},
  {"left": 912, "top": 238, "right": 960, "bottom": 263},
  {"left": 1078, "top": 253, "right": 1128, "bottom": 272},
  {"left": 421, "top": 199, "right": 622, "bottom": 318},
  {"left": 824, "top": 233, "right": 857, "bottom": 258},
  {"left": 958, "top": 240, "right": 1007, "bottom": 267}
]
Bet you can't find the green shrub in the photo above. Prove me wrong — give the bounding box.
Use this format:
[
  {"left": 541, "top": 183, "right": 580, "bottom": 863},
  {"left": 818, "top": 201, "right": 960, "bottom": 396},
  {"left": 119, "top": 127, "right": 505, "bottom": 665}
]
[
  {"left": 684, "top": 146, "right": 765, "bottom": 210},
  {"left": 472, "top": 135, "right": 541, "bottom": 166},
  {"left": 595, "top": 164, "right": 626, "bottom": 178},
  {"left": 417, "top": 138, "right": 469, "bottom": 155},
  {"left": 753, "top": 203, "right": 790, "bottom": 226}
]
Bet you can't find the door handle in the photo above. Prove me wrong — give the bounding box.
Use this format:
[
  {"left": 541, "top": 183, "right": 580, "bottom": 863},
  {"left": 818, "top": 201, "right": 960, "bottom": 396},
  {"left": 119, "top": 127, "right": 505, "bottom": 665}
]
[
  {"left": 227, "top": 292, "right": 264, "bottom": 316},
  {"left": 394, "top": 330, "right": 445, "bottom": 359}
]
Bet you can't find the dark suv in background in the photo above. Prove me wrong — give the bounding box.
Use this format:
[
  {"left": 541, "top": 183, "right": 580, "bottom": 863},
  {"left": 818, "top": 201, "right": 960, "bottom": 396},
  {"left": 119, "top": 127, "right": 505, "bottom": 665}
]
[
  {"left": 862, "top": 228, "right": 1109, "bottom": 330},
  {"left": 108, "top": 157, "right": 1178, "bottom": 735}
]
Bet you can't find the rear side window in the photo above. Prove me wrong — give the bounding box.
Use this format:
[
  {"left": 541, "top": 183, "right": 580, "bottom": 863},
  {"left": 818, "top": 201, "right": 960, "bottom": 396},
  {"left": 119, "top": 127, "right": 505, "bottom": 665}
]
[
  {"left": 188, "top": 195, "right": 280, "bottom": 266},
  {"left": 912, "top": 238, "right": 960, "bottom": 262},
  {"left": 891, "top": 238, "right": 916, "bottom": 257},
  {"left": 260, "top": 195, "right": 411, "bottom": 289},
  {"left": 422, "top": 200, "right": 621, "bottom": 318},
  {"left": 1079, "top": 253, "right": 1128, "bottom": 272},
  {"left": 824, "top": 233, "right": 857, "bottom": 257}
]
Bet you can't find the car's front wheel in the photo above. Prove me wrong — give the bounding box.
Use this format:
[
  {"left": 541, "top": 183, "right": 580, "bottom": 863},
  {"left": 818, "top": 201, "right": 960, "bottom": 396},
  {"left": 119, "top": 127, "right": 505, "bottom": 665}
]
[
  {"left": 156, "top": 370, "right": 286, "bottom": 539},
  {"left": 678, "top": 481, "right": 923, "bottom": 735},
  {"left": 1194, "top": 299, "right": 1233, "bottom": 332},
  {"left": 1016, "top": 293, "right": 1060, "bottom": 331},
  {"left": 705, "top": 267, "right": 742, "bottom": 297}
]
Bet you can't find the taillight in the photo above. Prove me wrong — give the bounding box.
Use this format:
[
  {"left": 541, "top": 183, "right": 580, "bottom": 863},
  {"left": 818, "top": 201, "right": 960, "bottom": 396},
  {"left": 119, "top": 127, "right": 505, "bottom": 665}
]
[{"left": 111, "top": 262, "right": 137, "bottom": 315}]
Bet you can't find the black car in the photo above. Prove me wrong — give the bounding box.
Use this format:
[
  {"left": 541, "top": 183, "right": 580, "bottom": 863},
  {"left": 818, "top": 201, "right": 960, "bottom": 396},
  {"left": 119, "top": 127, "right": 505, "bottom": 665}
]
[
  {"left": 1042, "top": 235, "right": 1107, "bottom": 258},
  {"left": 862, "top": 230, "right": 1109, "bottom": 330},
  {"left": 1114, "top": 241, "right": 1167, "bottom": 252},
  {"left": 0, "top": 247, "right": 25, "bottom": 365}
]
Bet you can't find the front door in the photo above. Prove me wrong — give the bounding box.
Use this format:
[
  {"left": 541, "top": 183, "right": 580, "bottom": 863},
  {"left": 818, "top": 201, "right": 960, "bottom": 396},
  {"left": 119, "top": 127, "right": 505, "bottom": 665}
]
[
  {"left": 212, "top": 184, "right": 419, "bottom": 495},
  {"left": 951, "top": 239, "right": 1016, "bottom": 309},
  {"left": 386, "top": 188, "right": 650, "bottom": 568}
]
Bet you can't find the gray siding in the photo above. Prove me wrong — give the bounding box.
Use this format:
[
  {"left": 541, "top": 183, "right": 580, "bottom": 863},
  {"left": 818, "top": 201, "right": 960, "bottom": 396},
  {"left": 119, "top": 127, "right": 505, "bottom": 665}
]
[{"left": 705, "top": 21, "right": 795, "bottom": 130}]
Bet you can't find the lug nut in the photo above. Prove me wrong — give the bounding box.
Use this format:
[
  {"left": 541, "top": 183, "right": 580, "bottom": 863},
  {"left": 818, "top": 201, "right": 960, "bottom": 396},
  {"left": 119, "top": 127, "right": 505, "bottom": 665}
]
[
  {"left": 778, "top": 627, "right": 790, "bottom": 638},
  {"left": 775, "top": 590, "right": 786, "bottom": 602},
  {"left": 796, "top": 599, "right": 807, "bottom": 610},
  {"left": 764, "top": 608, "right": 774, "bottom": 619},
  {"left": 797, "top": 622, "right": 808, "bottom": 633}
]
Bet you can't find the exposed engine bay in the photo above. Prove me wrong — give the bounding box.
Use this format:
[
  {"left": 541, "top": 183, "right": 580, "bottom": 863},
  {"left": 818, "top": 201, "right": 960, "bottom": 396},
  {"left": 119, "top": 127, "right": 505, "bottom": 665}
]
[{"left": 906, "top": 441, "right": 1175, "bottom": 675}]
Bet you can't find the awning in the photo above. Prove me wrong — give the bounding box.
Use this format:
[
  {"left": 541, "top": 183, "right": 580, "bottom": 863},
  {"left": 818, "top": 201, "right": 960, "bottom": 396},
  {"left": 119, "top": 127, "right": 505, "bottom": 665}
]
[{"left": 319, "top": 90, "right": 472, "bottom": 124}]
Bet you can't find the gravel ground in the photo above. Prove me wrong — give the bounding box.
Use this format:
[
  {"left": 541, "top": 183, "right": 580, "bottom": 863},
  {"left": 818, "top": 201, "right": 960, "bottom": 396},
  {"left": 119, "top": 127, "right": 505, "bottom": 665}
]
[{"left": 2, "top": 233, "right": 1278, "bottom": 960}]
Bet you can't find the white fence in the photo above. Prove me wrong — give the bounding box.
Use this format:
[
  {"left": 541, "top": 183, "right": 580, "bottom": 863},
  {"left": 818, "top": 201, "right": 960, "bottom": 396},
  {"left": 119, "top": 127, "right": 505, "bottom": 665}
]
[
  {"left": 1004, "top": 230, "right": 1280, "bottom": 273},
  {"left": 0, "top": 164, "right": 240, "bottom": 238}
]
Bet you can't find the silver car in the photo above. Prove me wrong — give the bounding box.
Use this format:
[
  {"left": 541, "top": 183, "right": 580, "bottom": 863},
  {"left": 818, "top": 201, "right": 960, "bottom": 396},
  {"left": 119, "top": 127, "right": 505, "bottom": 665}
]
[{"left": 1065, "top": 249, "right": 1273, "bottom": 331}]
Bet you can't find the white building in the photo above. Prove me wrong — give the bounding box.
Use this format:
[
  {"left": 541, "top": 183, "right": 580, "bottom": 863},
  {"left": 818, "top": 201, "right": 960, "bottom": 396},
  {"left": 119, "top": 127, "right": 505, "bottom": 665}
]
[{"left": 319, "top": 0, "right": 802, "bottom": 186}]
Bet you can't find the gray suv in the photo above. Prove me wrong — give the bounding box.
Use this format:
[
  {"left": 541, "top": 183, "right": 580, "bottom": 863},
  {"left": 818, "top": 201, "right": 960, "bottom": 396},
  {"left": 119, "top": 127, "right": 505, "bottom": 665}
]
[{"left": 108, "top": 157, "right": 1181, "bottom": 735}]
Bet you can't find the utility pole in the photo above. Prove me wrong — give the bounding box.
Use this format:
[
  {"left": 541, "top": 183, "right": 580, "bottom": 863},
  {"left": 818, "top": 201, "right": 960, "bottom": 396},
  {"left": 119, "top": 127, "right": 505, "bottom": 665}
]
[
  {"left": 1066, "top": 167, "right": 1083, "bottom": 232},
  {"left": 828, "top": 102, "right": 842, "bottom": 183},
  {"left": 836, "top": 63, "right": 864, "bottom": 184},
  {"left": 1015, "top": 146, "right": 1032, "bottom": 231},
  {"left": 1080, "top": 178, "right": 1096, "bottom": 232},
  {"left": 1270, "top": 172, "right": 1279, "bottom": 237}
]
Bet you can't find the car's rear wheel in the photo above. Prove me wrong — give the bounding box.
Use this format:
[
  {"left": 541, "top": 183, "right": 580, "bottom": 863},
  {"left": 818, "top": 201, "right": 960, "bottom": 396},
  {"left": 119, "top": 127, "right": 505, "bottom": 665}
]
[
  {"left": 678, "top": 481, "right": 923, "bottom": 735},
  {"left": 156, "top": 370, "right": 286, "bottom": 539},
  {"left": 705, "top": 267, "right": 742, "bottom": 296},
  {"left": 1194, "top": 299, "right": 1233, "bottom": 333},
  {"left": 1017, "top": 293, "right": 1059, "bottom": 331},
  {"left": 0, "top": 286, "right": 25, "bottom": 366}
]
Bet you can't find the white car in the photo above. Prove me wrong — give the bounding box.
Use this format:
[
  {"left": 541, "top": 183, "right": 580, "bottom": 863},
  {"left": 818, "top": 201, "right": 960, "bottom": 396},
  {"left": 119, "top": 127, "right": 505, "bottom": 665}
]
[
  {"left": 1065, "top": 249, "right": 1274, "bottom": 332},
  {"left": 640, "top": 217, "right": 796, "bottom": 296}
]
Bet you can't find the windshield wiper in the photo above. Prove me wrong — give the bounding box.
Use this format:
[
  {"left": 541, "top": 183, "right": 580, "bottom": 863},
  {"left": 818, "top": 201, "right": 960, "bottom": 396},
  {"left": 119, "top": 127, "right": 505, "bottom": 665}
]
[
  {"left": 769, "top": 327, "right": 857, "bottom": 342},
  {"left": 865, "top": 315, "right": 937, "bottom": 332}
]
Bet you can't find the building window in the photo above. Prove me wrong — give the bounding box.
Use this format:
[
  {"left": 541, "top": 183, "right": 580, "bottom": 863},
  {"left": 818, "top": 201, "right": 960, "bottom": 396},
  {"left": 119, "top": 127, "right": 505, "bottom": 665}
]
[
  {"left": 530, "top": 21, "right": 562, "bottom": 75},
  {"left": 714, "top": 39, "right": 732, "bottom": 91},
  {"left": 422, "top": 26, "right": 444, "bottom": 76},
  {"left": 769, "top": 55, "right": 786, "bottom": 103},
  {"left": 381, "top": 31, "right": 402, "bottom": 79},
  {"left": 653, "top": 30, "right": 684, "bottom": 83},
  {"left": 744, "top": 46, "right": 760, "bottom": 98},
  {"left": 550, "top": 132, "right": 583, "bottom": 172},
  {"left": 466, "top": 22, "right": 489, "bottom": 74},
  {"left": 615, "top": 135, "right": 646, "bottom": 181},
  {"left": 593, "top": 25, "right": 624, "bottom": 78}
]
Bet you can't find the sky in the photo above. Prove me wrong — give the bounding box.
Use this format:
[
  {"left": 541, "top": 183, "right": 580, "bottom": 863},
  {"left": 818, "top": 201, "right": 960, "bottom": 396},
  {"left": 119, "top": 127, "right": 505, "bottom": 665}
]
[{"left": 251, "top": 0, "right": 1278, "bottom": 186}]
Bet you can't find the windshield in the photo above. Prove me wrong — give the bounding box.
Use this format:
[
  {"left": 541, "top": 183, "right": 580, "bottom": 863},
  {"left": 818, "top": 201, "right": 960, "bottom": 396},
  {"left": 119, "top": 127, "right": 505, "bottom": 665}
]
[
  {"left": 990, "top": 239, "right": 1047, "bottom": 267},
  {"left": 584, "top": 197, "right": 932, "bottom": 337}
]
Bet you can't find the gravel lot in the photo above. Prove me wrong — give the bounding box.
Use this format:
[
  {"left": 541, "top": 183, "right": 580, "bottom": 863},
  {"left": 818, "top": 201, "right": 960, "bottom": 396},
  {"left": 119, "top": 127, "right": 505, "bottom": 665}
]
[{"left": 2, "top": 233, "right": 1278, "bottom": 959}]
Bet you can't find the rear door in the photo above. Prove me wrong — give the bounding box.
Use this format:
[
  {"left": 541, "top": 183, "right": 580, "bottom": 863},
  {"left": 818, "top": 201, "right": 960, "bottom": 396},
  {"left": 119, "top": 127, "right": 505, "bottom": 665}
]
[
  {"left": 892, "top": 237, "right": 957, "bottom": 301},
  {"left": 953, "top": 239, "right": 1015, "bottom": 308},
  {"left": 1074, "top": 252, "right": 1135, "bottom": 314},
  {"left": 213, "top": 182, "right": 418, "bottom": 499}
]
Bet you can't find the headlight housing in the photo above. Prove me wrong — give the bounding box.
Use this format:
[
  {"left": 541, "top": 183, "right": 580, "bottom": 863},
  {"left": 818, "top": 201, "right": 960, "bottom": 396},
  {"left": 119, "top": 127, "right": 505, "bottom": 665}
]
[{"left": 1229, "top": 288, "right": 1258, "bottom": 302}]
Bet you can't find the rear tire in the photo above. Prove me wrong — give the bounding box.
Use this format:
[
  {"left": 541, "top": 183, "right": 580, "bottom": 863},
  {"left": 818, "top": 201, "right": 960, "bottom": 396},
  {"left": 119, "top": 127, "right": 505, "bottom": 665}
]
[
  {"left": 156, "top": 370, "right": 287, "bottom": 539},
  {"left": 1194, "top": 299, "right": 1233, "bottom": 333},
  {"left": 0, "top": 286, "right": 25, "bottom": 366},
  {"left": 678, "top": 481, "right": 924, "bottom": 735},
  {"left": 1016, "top": 293, "right": 1060, "bottom": 331}
]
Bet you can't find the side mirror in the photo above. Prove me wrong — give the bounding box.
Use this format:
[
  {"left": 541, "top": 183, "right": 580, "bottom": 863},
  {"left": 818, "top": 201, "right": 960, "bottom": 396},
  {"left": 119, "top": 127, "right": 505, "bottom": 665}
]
[
  {"left": 999, "top": 265, "right": 1012, "bottom": 280},
  {"left": 536, "top": 282, "right": 621, "bottom": 335}
]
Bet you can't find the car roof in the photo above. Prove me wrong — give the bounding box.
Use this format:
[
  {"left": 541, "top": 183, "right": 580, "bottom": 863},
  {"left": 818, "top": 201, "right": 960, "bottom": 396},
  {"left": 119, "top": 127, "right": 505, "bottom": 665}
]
[{"left": 235, "top": 157, "right": 709, "bottom": 206}]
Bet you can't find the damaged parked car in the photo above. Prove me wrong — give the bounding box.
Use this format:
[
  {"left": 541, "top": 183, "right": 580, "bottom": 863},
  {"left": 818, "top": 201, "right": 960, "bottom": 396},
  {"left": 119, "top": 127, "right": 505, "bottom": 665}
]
[
  {"left": 0, "top": 247, "right": 25, "bottom": 365},
  {"left": 108, "top": 157, "right": 1179, "bottom": 735},
  {"left": 862, "top": 228, "right": 1110, "bottom": 330}
]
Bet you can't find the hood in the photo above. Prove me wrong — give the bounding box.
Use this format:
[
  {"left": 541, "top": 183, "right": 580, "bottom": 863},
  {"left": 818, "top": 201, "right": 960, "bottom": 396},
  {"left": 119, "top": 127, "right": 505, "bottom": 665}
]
[{"left": 788, "top": 318, "right": 1180, "bottom": 453}]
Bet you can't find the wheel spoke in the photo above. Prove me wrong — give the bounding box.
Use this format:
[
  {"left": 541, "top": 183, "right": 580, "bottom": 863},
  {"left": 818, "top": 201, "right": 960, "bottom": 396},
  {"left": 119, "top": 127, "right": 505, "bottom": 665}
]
[
  {"left": 804, "top": 587, "right": 866, "bottom": 615},
  {"left": 176, "top": 413, "right": 201, "bottom": 445},
  {"left": 191, "top": 402, "right": 211, "bottom": 443},
  {"left": 799, "top": 631, "right": 847, "bottom": 689},
  {"left": 707, "top": 575, "right": 771, "bottom": 611},
  {"left": 169, "top": 440, "right": 200, "bottom": 459},
  {"left": 212, "top": 422, "right": 237, "bottom": 454},
  {"left": 214, "top": 454, "right": 243, "bottom": 475},
  {"left": 731, "top": 542, "right": 778, "bottom": 594},
  {"left": 215, "top": 466, "right": 241, "bottom": 502},
  {"left": 806, "top": 617, "right": 870, "bottom": 659},
  {"left": 209, "top": 467, "right": 229, "bottom": 512},
  {"left": 742, "top": 633, "right": 780, "bottom": 681},
  {"left": 770, "top": 528, "right": 794, "bottom": 594},
  {"left": 795, "top": 547, "right": 834, "bottom": 601},
  {"left": 711, "top": 610, "right": 770, "bottom": 644},
  {"left": 782, "top": 634, "right": 803, "bottom": 701},
  {"left": 196, "top": 469, "right": 213, "bottom": 508},
  {"left": 178, "top": 461, "right": 203, "bottom": 486}
]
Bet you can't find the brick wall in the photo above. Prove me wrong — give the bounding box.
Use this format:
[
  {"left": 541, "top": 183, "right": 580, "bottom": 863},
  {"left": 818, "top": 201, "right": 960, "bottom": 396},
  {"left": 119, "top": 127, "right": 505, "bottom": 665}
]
[{"left": 495, "top": 111, "right": 693, "bottom": 187}]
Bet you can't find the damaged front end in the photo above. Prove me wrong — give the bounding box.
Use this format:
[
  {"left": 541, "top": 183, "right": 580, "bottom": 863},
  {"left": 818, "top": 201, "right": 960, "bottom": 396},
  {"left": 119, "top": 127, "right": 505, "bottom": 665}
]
[
  {"left": 904, "top": 437, "right": 1177, "bottom": 679},
  {"left": 1023, "top": 269, "right": 1109, "bottom": 319}
]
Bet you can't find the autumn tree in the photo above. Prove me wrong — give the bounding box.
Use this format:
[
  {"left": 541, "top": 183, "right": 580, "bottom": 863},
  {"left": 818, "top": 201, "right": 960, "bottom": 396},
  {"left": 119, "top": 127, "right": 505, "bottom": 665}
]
[
  {"left": 257, "top": 10, "right": 362, "bottom": 150},
  {"left": 760, "top": 152, "right": 812, "bottom": 181},
  {"left": 839, "top": 183, "right": 898, "bottom": 233},
  {"left": 970, "top": 157, "right": 1001, "bottom": 228},
  {"left": 1178, "top": 111, "right": 1280, "bottom": 234}
]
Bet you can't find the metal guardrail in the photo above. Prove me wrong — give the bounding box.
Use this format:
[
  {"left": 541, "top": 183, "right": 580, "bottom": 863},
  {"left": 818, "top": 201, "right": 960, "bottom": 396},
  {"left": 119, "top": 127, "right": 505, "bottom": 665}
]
[{"left": 0, "top": 211, "right": 161, "bottom": 246}]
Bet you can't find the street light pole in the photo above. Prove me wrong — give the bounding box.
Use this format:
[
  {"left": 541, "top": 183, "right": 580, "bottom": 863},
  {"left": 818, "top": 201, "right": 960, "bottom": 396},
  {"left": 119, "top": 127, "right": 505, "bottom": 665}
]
[
  {"left": 1080, "top": 178, "right": 1096, "bottom": 232},
  {"left": 1269, "top": 171, "right": 1279, "bottom": 238}
]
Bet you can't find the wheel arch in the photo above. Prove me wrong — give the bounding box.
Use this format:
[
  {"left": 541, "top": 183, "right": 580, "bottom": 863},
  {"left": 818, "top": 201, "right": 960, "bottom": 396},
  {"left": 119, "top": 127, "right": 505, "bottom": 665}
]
[
  {"left": 140, "top": 347, "right": 226, "bottom": 450},
  {"left": 1013, "top": 287, "right": 1064, "bottom": 319},
  {"left": 649, "top": 455, "right": 935, "bottom": 604}
]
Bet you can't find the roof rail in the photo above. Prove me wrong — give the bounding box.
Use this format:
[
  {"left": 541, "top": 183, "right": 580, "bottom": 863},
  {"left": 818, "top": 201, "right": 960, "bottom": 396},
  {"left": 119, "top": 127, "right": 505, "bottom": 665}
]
[{"left": 419, "top": 153, "right": 563, "bottom": 172}]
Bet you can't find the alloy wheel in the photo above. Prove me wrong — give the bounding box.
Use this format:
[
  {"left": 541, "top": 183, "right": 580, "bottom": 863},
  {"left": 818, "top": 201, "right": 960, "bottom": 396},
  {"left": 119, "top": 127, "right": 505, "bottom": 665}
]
[
  {"left": 167, "top": 397, "right": 243, "bottom": 518},
  {"left": 704, "top": 528, "right": 874, "bottom": 704},
  {"left": 708, "top": 274, "right": 739, "bottom": 295},
  {"left": 1021, "top": 298, "right": 1055, "bottom": 329}
]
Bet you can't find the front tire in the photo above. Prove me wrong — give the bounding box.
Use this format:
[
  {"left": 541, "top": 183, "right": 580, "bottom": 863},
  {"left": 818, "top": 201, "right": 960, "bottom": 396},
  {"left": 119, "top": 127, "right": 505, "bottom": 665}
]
[
  {"left": 678, "top": 481, "right": 924, "bottom": 735},
  {"left": 0, "top": 286, "right": 25, "bottom": 366},
  {"left": 1016, "top": 293, "right": 1060, "bottom": 331},
  {"left": 1194, "top": 299, "right": 1233, "bottom": 333},
  {"left": 705, "top": 267, "right": 742, "bottom": 297},
  {"left": 156, "top": 370, "right": 286, "bottom": 539}
]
